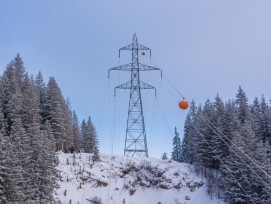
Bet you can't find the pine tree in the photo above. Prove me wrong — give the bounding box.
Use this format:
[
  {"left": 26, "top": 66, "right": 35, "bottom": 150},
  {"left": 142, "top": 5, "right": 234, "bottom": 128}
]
[
  {"left": 194, "top": 99, "right": 215, "bottom": 170},
  {"left": 0, "top": 81, "right": 4, "bottom": 202},
  {"left": 171, "top": 127, "right": 182, "bottom": 162},
  {"left": 1, "top": 137, "right": 25, "bottom": 202},
  {"left": 62, "top": 99, "right": 73, "bottom": 152},
  {"left": 181, "top": 100, "right": 197, "bottom": 164},
  {"left": 35, "top": 71, "right": 47, "bottom": 123},
  {"left": 260, "top": 96, "right": 271, "bottom": 144},
  {"left": 224, "top": 122, "right": 258, "bottom": 203},
  {"left": 44, "top": 77, "right": 66, "bottom": 151},
  {"left": 82, "top": 117, "right": 99, "bottom": 159},
  {"left": 211, "top": 94, "right": 225, "bottom": 169},
  {"left": 251, "top": 141, "right": 271, "bottom": 203},
  {"left": 31, "top": 121, "right": 59, "bottom": 203},
  {"left": 13, "top": 53, "right": 26, "bottom": 89},
  {"left": 251, "top": 97, "right": 262, "bottom": 141},
  {"left": 0, "top": 134, "right": 5, "bottom": 202},
  {"left": 80, "top": 119, "right": 87, "bottom": 152},
  {"left": 161, "top": 152, "right": 168, "bottom": 160},
  {"left": 223, "top": 131, "right": 252, "bottom": 204},
  {"left": 235, "top": 86, "right": 251, "bottom": 124},
  {"left": 72, "top": 111, "right": 81, "bottom": 152}
]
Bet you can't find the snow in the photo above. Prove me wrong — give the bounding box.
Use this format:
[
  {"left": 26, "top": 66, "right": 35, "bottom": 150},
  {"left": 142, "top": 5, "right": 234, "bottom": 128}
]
[{"left": 56, "top": 152, "right": 225, "bottom": 204}]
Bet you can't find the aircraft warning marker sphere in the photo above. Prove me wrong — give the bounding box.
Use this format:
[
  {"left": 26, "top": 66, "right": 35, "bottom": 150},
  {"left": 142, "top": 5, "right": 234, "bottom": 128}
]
[
  {"left": 142, "top": 51, "right": 145, "bottom": 56},
  {"left": 179, "top": 100, "right": 189, "bottom": 110}
]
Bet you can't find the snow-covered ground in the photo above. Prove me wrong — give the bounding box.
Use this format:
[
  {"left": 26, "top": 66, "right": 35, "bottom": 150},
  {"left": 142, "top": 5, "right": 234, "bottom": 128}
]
[{"left": 56, "top": 152, "right": 225, "bottom": 204}]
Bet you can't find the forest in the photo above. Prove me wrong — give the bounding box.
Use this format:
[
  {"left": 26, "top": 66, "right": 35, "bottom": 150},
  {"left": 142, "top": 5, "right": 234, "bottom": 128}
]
[
  {"left": 171, "top": 87, "right": 271, "bottom": 203},
  {"left": 1, "top": 54, "right": 271, "bottom": 204},
  {"left": 0, "top": 54, "right": 99, "bottom": 203}
]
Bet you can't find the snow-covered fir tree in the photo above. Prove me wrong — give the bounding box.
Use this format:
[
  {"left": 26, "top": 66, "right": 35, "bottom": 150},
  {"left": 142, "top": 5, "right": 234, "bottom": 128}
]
[
  {"left": 0, "top": 54, "right": 87, "bottom": 203},
  {"left": 72, "top": 111, "right": 81, "bottom": 152},
  {"left": 161, "top": 152, "right": 168, "bottom": 160},
  {"left": 181, "top": 100, "right": 197, "bottom": 164},
  {"left": 182, "top": 87, "right": 271, "bottom": 203},
  {"left": 171, "top": 127, "right": 182, "bottom": 162},
  {"left": 44, "top": 77, "right": 66, "bottom": 151}
]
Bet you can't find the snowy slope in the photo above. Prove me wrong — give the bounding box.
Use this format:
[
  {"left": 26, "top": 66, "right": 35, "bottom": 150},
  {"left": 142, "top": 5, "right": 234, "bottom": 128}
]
[{"left": 56, "top": 152, "right": 225, "bottom": 204}]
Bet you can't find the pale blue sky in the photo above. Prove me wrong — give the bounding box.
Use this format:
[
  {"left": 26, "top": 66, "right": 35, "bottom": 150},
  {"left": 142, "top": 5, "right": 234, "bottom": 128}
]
[{"left": 0, "top": 1, "right": 270, "bottom": 158}]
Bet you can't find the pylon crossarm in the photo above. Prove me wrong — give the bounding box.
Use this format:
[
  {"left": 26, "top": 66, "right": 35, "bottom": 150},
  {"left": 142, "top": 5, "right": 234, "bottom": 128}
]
[
  {"left": 137, "top": 43, "right": 151, "bottom": 51},
  {"left": 108, "top": 63, "right": 161, "bottom": 78},
  {"left": 108, "top": 63, "right": 133, "bottom": 78},
  {"left": 114, "top": 81, "right": 131, "bottom": 96},
  {"left": 119, "top": 43, "right": 150, "bottom": 51},
  {"left": 139, "top": 81, "right": 157, "bottom": 97},
  {"left": 138, "top": 63, "right": 161, "bottom": 71},
  {"left": 119, "top": 44, "right": 133, "bottom": 51},
  {"left": 119, "top": 41, "right": 151, "bottom": 57}
]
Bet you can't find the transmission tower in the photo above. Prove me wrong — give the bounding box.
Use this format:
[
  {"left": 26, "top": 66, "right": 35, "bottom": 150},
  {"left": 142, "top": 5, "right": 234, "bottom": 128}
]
[{"left": 108, "top": 34, "right": 162, "bottom": 157}]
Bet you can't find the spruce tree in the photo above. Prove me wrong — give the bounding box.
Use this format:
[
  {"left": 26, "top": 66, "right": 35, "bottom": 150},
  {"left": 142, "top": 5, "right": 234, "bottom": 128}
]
[
  {"left": 235, "top": 86, "right": 251, "bottom": 124},
  {"left": 0, "top": 134, "right": 5, "bottom": 202},
  {"left": 82, "top": 117, "right": 99, "bottom": 158},
  {"left": 260, "top": 96, "right": 271, "bottom": 144},
  {"left": 171, "top": 127, "right": 182, "bottom": 162},
  {"left": 62, "top": 99, "right": 73, "bottom": 152},
  {"left": 181, "top": 100, "right": 197, "bottom": 164},
  {"left": 13, "top": 53, "right": 26, "bottom": 89},
  {"left": 161, "top": 152, "right": 168, "bottom": 160},
  {"left": 80, "top": 119, "right": 87, "bottom": 152},
  {"left": 1, "top": 137, "right": 25, "bottom": 202},
  {"left": 44, "top": 77, "right": 66, "bottom": 151},
  {"left": 194, "top": 99, "right": 215, "bottom": 170},
  {"left": 224, "top": 122, "right": 259, "bottom": 203},
  {"left": 72, "top": 111, "right": 81, "bottom": 152},
  {"left": 251, "top": 97, "right": 262, "bottom": 142},
  {"left": 211, "top": 94, "right": 225, "bottom": 170},
  {"left": 31, "top": 121, "right": 59, "bottom": 203},
  {"left": 35, "top": 71, "right": 47, "bottom": 123},
  {"left": 223, "top": 131, "right": 252, "bottom": 204}
]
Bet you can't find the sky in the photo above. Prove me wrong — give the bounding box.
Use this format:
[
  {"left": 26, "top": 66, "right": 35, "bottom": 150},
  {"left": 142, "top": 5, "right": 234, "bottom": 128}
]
[{"left": 0, "top": 0, "right": 270, "bottom": 158}]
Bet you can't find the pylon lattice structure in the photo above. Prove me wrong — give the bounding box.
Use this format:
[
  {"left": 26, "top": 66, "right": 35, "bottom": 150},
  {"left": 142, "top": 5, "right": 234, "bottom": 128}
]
[{"left": 108, "top": 34, "right": 162, "bottom": 157}]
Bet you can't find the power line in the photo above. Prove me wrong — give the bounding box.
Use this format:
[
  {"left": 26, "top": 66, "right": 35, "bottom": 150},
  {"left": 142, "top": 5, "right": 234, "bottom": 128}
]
[
  {"left": 195, "top": 127, "right": 257, "bottom": 204},
  {"left": 162, "top": 73, "right": 271, "bottom": 193}
]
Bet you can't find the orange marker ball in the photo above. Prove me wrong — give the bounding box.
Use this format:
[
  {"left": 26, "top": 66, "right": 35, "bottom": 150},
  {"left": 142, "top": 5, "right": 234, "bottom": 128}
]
[{"left": 179, "top": 100, "right": 189, "bottom": 110}]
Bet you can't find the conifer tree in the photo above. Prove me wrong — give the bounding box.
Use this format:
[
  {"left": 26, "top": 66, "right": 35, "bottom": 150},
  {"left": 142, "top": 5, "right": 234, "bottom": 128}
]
[
  {"left": 194, "top": 99, "right": 215, "bottom": 170},
  {"left": 72, "top": 111, "right": 81, "bottom": 152},
  {"left": 0, "top": 134, "right": 5, "bottom": 202},
  {"left": 35, "top": 71, "right": 47, "bottom": 122},
  {"left": 81, "top": 119, "right": 87, "bottom": 152},
  {"left": 62, "top": 99, "right": 73, "bottom": 152},
  {"left": 224, "top": 122, "right": 258, "bottom": 203},
  {"left": 171, "top": 127, "right": 182, "bottom": 162},
  {"left": 36, "top": 121, "right": 59, "bottom": 203},
  {"left": 82, "top": 117, "right": 99, "bottom": 156},
  {"left": 260, "top": 96, "right": 271, "bottom": 144},
  {"left": 251, "top": 141, "right": 271, "bottom": 203},
  {"left": 44, "top": 77, "right": 66, "bottom": 151},
  {"left": 30, "top": 120, "right": 59, "bottom": 203},
  {"left": 13, "top": 53, "right": 26, "bottom": 89},
  {"left": 161, "top": 152, "right": 168, "bottom": 160},
  {"left": 181, "top": 100, "right": 197, "bottom": 164},
  {"left": 223, "top": 131, "right": 251, "bottom": 204},
  {"left": 235, "top": 86, "right": 251, "bottom": 124},
  {"left": 1, "top": 137, "right": 25, "bottom": 202},
  {"left": 211, "top": 94, "right": 225, "bottom": 169}
]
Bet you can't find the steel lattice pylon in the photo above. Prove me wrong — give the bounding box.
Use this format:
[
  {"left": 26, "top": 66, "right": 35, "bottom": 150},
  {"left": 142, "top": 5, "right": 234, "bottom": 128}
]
[{"left": 108, "top": 34, "right": 162, "bottom": 157}]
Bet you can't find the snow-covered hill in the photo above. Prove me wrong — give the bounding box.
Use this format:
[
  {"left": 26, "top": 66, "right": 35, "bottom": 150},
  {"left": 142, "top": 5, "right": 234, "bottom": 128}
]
[{"left": 56, "top": 152, "right": 225, "bottom": 204}]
